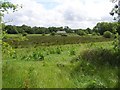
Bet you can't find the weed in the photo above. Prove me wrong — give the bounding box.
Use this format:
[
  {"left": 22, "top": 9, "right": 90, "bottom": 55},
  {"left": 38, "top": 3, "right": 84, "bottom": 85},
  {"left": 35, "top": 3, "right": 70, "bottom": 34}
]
[
  {"left": 70, "top": 49, "right": 76, "bottom": 55},
  {"left": 56, "top": 47, "right": 61, "bottom": 54},
  {"left": 86, "top": 80, "right": 107, "bottom": 88},
  {"left": 38, "top": 53, "right": 44, "bottom": 61},
  {"left": 57, "top": 63, "right": 65, "bottom": 67}
]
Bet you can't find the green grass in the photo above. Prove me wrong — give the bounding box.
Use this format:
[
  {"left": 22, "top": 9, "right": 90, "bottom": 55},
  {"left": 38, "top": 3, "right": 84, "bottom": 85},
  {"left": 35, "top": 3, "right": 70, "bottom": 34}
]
[{"left": 2, "top": 41, "right": 119, "bottom": 88}]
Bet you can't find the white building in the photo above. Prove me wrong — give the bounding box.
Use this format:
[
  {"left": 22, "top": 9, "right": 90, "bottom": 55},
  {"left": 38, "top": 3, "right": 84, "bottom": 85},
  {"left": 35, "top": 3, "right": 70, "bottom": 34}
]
[{"left": 56, "top": 31, "right": 66, "bottom": 34}]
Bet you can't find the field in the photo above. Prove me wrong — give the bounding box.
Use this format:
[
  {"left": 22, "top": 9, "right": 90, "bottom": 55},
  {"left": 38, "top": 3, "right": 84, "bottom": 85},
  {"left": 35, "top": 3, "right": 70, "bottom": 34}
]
[
  {"left": 5, "top": 34, "right": 112, "bottom": 48},
  {"left": 2, "top": 34, "right": 120, "bottom": 88}
]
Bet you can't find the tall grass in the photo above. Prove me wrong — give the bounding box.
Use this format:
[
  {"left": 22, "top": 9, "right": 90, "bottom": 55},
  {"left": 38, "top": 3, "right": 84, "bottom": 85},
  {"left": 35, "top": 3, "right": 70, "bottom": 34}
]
[
  {"left": 3, "top": 35, "right": 113, "bottom": 48},
  {"left": 2, "top": 41, "right": 120, "bottom": 88}
]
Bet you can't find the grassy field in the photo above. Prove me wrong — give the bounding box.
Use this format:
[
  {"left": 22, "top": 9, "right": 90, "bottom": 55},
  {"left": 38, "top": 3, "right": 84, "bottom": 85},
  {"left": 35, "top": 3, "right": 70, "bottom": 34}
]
[
  {"left": 2, "top": 35, "right": 120, "bottom": 88},
  {"left": 4, "top": 34, "right": 113, "bottom": 48}
]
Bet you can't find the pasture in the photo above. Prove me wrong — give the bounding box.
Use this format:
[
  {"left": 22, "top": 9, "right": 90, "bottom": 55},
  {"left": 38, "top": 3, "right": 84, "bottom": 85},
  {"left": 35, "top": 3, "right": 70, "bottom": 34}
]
[{"left": 2, "top": 35, "right": 120, "bottom": 88}]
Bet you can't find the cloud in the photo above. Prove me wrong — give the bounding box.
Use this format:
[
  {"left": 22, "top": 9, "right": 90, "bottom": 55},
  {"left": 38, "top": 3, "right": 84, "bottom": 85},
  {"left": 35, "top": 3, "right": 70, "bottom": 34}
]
[{"left": 3, "top": 0, "right": 114, "bottom": 29}]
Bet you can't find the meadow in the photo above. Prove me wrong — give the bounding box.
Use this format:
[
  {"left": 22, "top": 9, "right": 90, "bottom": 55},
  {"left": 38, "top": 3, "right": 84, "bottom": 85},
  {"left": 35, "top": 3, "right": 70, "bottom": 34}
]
[
  {"left": 5, "top": 34, "right": 112, "bottom": 48},
  {"left": 2, "top": 34, "right": 120, "bottom": 88}
]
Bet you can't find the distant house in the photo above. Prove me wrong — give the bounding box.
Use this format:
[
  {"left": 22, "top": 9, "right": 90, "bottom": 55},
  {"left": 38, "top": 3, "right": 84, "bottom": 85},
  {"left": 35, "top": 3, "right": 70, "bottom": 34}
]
[{"left": 56, "top": 31, "right": 66, "bottom": 34}]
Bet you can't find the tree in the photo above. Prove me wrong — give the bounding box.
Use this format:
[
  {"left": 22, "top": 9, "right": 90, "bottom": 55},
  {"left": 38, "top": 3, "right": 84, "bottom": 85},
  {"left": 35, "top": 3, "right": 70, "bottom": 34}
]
[
  {"left": 0, "top": 1, "right": 18, "bottom": 34},
  {"left": 5, "top": 25, "right": 18, "bottom": 34},
  {"left": 0, "top": 1, "right": 25, "bottom": 61},
  {"left": 110, "top": 0, "right": 120, "bottom": 51},
  {"left": 0, "top": 1, "right": 18, "bottom": 40},
  {"left": 64, "top": 26, "right": 73, "bottom": 33},
  {"left": 48, "top": 27, "right": 58, "bottom": 33},
  {"left": 86, "top": 28, "right": 92, "bottom": 34},
  {"left": 76, "top": 29, "right": 86, "bottom": 36},
  {"left": 0, "top": 1, "right": 18, "bottom": 17},
  {"left": 110, "top": 0, "right": 120, "bottom": 22}
]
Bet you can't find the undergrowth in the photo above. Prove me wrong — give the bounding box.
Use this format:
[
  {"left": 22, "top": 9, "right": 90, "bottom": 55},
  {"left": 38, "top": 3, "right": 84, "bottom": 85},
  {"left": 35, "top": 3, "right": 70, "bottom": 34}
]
[{"left": 2, "top": 42, "right": 120, "bottom": 88}]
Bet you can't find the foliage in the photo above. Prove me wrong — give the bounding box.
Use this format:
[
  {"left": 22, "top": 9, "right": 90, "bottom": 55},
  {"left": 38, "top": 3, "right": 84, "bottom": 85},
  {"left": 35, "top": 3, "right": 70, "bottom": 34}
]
[
  {"left": 0, "top": 1, "right": 18, "bottom": 14},
  {"left": 93, "top": 22, "right": 117, "bottom": 35},
  {"left": 81, "top": 48, "right": 120, "bottom": 66},
  {"left": 109, "top": 0, "right": 120, "bottom": 52},
  {"left": 70, "top": 49, "right": 76, "bottom": 55},
  {"left": 61, "top": 34, "right": 67, "bottom": 37},
  {"left": 2, "top": 42, "right": 16, "bottom": 59},
  {"left": 3, "top": 35, "right": 113, "bottom": 48},
  {"left": 2, "top": 42, "right": 119, "bottom": 88},
  {"left": 76, "top": 30, "right": 86, "bottom": 36},
  {"left": 0, "top": 1, "right": 20, "bottom": 61},
  {"left": 5, "top": 25, "right": 18, "bottom": 34},
  {"left": 56, "top": 47, "right": 61, "bottom": 54},
  {"left": 85, "top": 28, "right": 92, "bottom": 34},
  {"left": 103, "top": 31, "right": 112, "bottom": 38},
  {"left": 3, "top": 22, "right": 120, "bottom": 36},
  {"left": 50, "top": 32, "right": 55, "bottom": 36},
  {"left": 22, "top": 32, "right": 27, "bottom": 36},
  {"left": 92, "top": 32, "right": 100, "bottom": 36},
  {"left": 64, "top": 26, "right": 73, "bottom": 33},
  {"left": 113, "top": 32, "right": 120, "bottom": 51},
  {"left": 32, "top": 51, "right": 44, "bottom": 61}
]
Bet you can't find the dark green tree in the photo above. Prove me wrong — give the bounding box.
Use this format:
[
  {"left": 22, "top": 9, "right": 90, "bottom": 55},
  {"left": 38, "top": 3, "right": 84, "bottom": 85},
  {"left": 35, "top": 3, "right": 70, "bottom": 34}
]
[{"left": 86, "top": 28, "right": 92, "bottom": 34}]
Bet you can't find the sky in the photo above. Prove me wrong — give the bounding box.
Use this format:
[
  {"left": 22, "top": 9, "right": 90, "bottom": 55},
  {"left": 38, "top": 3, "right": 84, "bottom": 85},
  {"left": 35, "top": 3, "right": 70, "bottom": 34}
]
[{"left": 3, "top": 0, "right": 116, "bottom": 29}]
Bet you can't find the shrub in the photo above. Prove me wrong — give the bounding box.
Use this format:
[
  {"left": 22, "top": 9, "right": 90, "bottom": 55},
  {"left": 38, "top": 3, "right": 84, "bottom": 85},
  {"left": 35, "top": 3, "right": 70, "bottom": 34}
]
[
  {"left": 81, "top": 48, "right": 120, "bottom": 66},
  {"left": 22, "top": 33, "right": 27, "bottom": 36},
  {"left": 70, "top": 50, "right": 75, "bottom": 55},
  {"left": 103, "top": 31, "right": 112, "bottom": 38},
  {"left": 113, "top": 33, "right": 120, "bottom": 52},
  {"left": 77, "top": 30, "right": 86, "bottom": 36},
  {"left": 42, "top": 33, "right": 45, "bottom": 36},
  {"left": 32, "top": 51, "right": 44, "bottom": 61},
  {"left": 56, "top": 48, "right": 61, "bottom": 54},
  {"left": 49, "top": 49, "right": 55, "bottom": 54},
  {"left": 38, "top": 53, "right": 44, "bottom": 61},
  {"left": 92, "top": 32, "right": 100, "bottom": 36},
  {"left": 61, "top": 34, "right": 67, "bottom": 37},
  {"left": 50, "top": 32, "right": 56, "bottom": 36},
  {"left": 92, "top": 32, "right": 97, "bottom": 36}
]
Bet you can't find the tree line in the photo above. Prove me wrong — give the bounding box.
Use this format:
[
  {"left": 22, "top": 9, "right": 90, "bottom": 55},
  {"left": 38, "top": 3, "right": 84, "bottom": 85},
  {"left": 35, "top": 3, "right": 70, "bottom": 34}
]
[{"left": 2, "top": 22, "right": 120, "bottom": 35}]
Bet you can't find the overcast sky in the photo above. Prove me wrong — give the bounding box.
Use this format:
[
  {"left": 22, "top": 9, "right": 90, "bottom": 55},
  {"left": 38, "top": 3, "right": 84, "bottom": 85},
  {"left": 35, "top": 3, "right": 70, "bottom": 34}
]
[{"left": 3, "top": 0, "right": 115, "bottom": 29}]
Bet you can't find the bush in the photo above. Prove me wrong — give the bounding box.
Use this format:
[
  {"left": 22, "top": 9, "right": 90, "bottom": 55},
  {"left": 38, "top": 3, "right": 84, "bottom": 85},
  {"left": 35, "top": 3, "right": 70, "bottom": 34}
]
[
  {"left": 38, "top": 53, "right": 44, "bottom": 61},
  {"left": 81, "top": 48, "right": 120, "bottom": 66},
  {"left": 50, "top": 32, "right": 55, "bottom": 36},
  {"left": 61, "top": 34, "right": 67, "bottom": 37},
  {"left": 70, "top": 50, "right": 75, "bottom": 55},
  {"left": 103, "top": 31, "right": 112, "bottom": 38},
  {"left": 22, "top": 33, "right": 27, "bottom": 36},
  {"left": 92, "top": 32, "right": 100, "bottom": 36},
  {"left": 56, "top": 48, "right": 61, "bottom": 54},
  {"left": 42, "top": 33, "right": 45, "bottom": 36},
  {"left": 32, "top": 51, "right": 44, "bottom": 61},
  {"left": 77, "top": 30, "right": 86, "bottom": 36}
]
